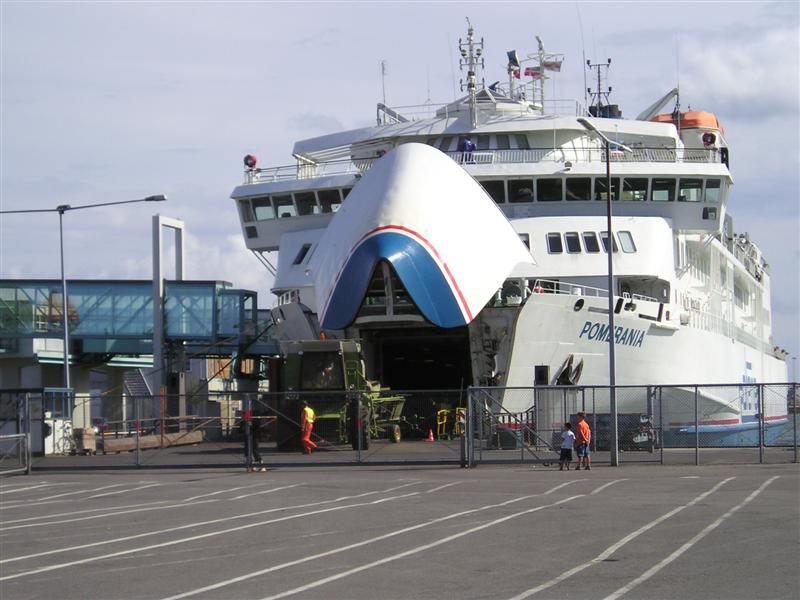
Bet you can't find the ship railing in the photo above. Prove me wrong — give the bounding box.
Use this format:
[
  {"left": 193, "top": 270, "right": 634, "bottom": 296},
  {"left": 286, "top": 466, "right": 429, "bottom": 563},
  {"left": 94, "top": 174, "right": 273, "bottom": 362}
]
[
  {"left": 530, "top": 279, "right": 608, "bottom": 299},
  {"left": 242, "top": 147, "right": 723, "bottom": 184}
]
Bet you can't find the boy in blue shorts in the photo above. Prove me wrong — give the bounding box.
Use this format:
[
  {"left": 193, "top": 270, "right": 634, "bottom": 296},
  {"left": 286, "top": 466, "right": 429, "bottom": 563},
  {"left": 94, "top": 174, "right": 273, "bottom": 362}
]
[{"left": 559, "top": 422, "right": 575, "bottom": 471}]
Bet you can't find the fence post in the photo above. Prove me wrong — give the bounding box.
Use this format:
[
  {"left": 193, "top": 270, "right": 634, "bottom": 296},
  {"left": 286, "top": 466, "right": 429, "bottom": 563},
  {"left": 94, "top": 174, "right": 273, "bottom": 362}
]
[
  {"left": 591, "top": 388, "right": 596, "bottom": 453},
  {"left": 757, "top": 384, "right": 764, "bottom": 464},
  {"left": 244, "top": 395, "right": 253, "bottom": 471},
  {"left": 694, "top": 386, "right": 699, "bottom": 466},
  {"left": 25, "top": 393, "right": 31, "bottom": 475},
  {"left": 793, "top": 383, "right": 798, "bottom": 464},
  {"left": 357, "top": 393, "right": 362, "bottom": 464},
  {"left": 659, "top": 387, "right": 664, "bottom": 465},
  {"left": 135, "top": 395, "right": 141, "bottom": 468}
]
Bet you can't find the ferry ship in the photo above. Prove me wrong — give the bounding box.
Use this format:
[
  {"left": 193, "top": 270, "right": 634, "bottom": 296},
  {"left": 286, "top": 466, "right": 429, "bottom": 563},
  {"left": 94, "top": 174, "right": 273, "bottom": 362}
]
[{"left": 230, "top": 23, "right": 789, "bottom": 443}]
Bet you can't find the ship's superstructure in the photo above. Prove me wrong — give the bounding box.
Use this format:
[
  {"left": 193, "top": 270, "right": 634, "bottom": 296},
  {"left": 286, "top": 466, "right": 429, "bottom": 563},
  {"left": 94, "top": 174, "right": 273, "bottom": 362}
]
[{"left": 230, "top": 23, "right": 789, "bottom": 436}]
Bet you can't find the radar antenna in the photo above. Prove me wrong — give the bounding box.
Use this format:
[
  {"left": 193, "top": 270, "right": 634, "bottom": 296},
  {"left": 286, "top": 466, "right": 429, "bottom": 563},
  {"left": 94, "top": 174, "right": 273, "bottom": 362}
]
[
  {"left": 458, "top": 18, "right": 485, "bottom": 128},
  {"left": 587, "top": 58, "right": 614, "bottom": 117}
]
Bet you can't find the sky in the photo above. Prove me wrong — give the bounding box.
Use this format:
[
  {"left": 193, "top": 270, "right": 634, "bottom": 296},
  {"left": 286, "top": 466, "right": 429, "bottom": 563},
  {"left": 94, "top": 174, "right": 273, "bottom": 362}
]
[{"left": 1, "top": 1, "right": 798, "bottom": 375}]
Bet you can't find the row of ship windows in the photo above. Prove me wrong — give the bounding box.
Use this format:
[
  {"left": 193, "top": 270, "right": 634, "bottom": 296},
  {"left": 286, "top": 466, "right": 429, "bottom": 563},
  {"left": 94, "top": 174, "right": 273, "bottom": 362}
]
[
  {"left": 481, "top": 176, "right": 723, "bottom": 203},
  {"left": 239, "top": 187, "right": 353, "bottom": 222},
  {"left": 532, "top": 230, "right": 638, "bottom": 255},
  {"left": 238, "top": 176, "right": 721, "bottom": 225}
]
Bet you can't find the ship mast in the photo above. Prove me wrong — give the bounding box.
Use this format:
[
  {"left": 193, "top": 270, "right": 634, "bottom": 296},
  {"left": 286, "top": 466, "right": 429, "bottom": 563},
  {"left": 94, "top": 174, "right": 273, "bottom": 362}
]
[
  {"left": 459, "top": 18, "right": 484, "bottom": 128},
  {"left": 587, "top": 57, "right": 613, "bottom": 116}
]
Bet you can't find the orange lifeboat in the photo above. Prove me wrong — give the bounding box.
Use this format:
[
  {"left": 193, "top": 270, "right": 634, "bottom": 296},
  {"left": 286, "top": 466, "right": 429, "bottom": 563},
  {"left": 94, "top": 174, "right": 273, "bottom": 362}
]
[{"left": 651, "top": 111, "right": 724, "bottom": 134}]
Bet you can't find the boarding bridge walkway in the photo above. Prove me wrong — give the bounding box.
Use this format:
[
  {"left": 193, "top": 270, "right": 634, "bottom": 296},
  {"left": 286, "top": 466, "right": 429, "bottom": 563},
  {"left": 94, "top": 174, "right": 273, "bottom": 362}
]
[{"left": 0, "top": 279, "right": 279, "bottom": 360}]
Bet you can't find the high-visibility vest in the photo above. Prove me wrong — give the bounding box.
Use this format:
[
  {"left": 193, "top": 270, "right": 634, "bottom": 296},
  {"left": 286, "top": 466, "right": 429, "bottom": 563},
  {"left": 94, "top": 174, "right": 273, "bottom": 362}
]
[{"left": 303, "top": 406, "right": 315, "bottom": 424}]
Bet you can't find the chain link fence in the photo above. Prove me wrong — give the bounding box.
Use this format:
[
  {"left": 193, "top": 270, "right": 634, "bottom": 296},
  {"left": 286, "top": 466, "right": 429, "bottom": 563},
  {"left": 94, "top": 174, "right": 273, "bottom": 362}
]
[
  {"left": 2, "top": 383, "right": 795, "bottom": 472},
  {"left": 466, "top": 383, "right": 798, "bottom": 466}
]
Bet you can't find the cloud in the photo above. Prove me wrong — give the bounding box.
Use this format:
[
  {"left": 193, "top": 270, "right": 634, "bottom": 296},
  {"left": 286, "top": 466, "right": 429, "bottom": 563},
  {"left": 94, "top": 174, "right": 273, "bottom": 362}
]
[
  {"left": 285, "top": 112, "right": 345, "bottom": 135},
  {"left": 681, "top": 26, "right": 799, "bottom": 117}
]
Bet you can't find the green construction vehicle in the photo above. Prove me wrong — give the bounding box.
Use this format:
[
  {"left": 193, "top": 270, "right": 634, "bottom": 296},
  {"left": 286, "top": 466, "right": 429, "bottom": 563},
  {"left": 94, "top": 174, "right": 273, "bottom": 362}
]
[{"left": 271, "top": 340, "right": 405, "bottom": 450}]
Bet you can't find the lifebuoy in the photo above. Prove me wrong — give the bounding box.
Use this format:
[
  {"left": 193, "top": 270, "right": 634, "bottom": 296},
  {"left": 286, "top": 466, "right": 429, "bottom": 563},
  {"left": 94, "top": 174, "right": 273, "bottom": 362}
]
[
  {"left": 243, "top": 154, "right": 257, "bottom": 169},
  {"left": 702, "top": 132, "right": 716, "bottom": 147}
]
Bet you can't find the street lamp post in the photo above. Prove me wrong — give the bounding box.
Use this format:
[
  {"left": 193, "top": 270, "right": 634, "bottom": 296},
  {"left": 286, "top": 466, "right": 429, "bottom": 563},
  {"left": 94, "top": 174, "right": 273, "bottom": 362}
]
[
  {"left": 577, "top": 117, "right": 631, "bottom": 467},
  {"left": 1, "top": 195, "right": 167, "bottom": 389}
]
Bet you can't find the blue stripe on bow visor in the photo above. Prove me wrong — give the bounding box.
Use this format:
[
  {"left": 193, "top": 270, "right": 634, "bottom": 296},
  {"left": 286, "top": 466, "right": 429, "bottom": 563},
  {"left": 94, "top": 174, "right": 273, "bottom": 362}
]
[{"left": 321, "top": 231, "right": 465, "bottom": 330}]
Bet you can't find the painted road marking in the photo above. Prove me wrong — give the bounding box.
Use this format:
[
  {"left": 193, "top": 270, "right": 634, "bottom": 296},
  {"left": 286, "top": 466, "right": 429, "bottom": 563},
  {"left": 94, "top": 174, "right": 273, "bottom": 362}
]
[
  {"left": 507, "top": 477, "right": 734, "bottom": 599},
  {"left": 603, "top": 476, "right": 779, "bottom": 600},
  {"left": 160, "top": 480, "right": 592, "bottom": 600},
  {"left": 0, "top": 481, "right": 419, "bottom": 570}
]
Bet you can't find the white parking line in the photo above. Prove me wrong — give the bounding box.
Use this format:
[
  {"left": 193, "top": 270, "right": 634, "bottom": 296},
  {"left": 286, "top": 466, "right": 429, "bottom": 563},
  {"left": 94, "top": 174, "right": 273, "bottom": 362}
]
[
  {"left": 0, "top": 483, "right": 65, "bottom": 495},
  {"left": 86, "top": 483, "right": 160, "bottom": 498},
  {"left": 603, "top": 476, "right": 779, "bottom": 600},
  {"left": 0, "top": 500, "right": 171, "bottom": 525},
  {"left": 590, "top": 479, "right": 628, "bottom": 495},
  {"left": 258, "top": 494, "right": 587, "bottom": 600},
  {"left": 230, "top": 486, "right": 299, "bottom": 500},
  {"left": 507, "top": 477, "right": 734, "bottom": 599},
  {"left": 0, "top": 481, "right": 420, "bottom": 572},
  {"left": 3, "top": 484, "right": 128, "bottom": 505},
  {"left": 160, "top": 480, "right": 593, "bottom": 600},
  {"left": 182, "top": 483, "right": 271, "bottom": 502}
]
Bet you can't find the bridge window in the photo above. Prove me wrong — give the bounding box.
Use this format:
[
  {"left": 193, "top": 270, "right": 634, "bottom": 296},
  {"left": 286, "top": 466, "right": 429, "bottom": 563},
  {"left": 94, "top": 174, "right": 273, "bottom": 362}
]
[
  {"left": 476, "top": 135, "right": 490, "bottom": 150},
  {"left": 622, "top": 178, "right": 648, "bottom": 201},
  {"left": 514, "top": 134, "right": 530, "bottom": 149},
  {"left": 705, "top": 179, "right": 722, "bottom": 203},
  {"left": 508, "top": 179, "right": 534, "bottom": 203},
  {"left": 480, "top": 180, "right": 506, "bottom": 204},
  {"left": 678, "top": 179, "right": 703, "bottom": 202},
  {"left": 439, "top": 136, "right": 454, "bottom": 151},
  {"left": 617, "top": 231, "right": 637, "bottom": 253},
  {"left": 519, "top": 233, "right": 530, "bottom": 249},
  {"left": 594, "top": 177, "right": 620, "bottom": 201},
  {"left": 652, "top": 178, "right": 675, "bottom": 202},
  {"left": 318, "top": 189, "right": 341, "bottom": 213},
  {"left": 496, "top": 134, "right": 510, "bottom": 150},
  {"left": 600, "top": 231, "right": 619, "bottom": 253},
  {"left": 252, "top": 197, "right": 275, "bottom": 221},
  {"left": 294, "top": 192, "right": 319, "bottom": 216},
  {"left": 537, "top": 178, "right": 562, "bottom": 201},
  {"left": 582, "top": 231, "right": 600, "bottom": 253},
  {"left": 273, "top": 195, "right": 296, "bottom": 218},
  {"left": 565, "top": 232, "right": 581, "bottom": 253},
  {"left": 547, "top": 232, "right": 563, "bottom": 254},
  {"left": 566, "top": 178, "right": 591, "bottom": 201},
  {"left": 238, "top": 200, "right": 255, "bottom": 222}
]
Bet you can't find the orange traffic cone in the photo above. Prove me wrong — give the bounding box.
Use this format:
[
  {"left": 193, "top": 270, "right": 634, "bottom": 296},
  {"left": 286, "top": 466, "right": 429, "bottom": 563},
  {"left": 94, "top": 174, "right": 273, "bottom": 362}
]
[{"left": 426, "top": 428, "right": 435, "bottom": 442}]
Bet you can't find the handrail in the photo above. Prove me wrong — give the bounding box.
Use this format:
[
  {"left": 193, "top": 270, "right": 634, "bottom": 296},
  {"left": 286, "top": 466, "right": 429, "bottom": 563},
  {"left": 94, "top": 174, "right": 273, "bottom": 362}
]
[{"left": 243, "top": 147, "right": 722, "bottom": 184}]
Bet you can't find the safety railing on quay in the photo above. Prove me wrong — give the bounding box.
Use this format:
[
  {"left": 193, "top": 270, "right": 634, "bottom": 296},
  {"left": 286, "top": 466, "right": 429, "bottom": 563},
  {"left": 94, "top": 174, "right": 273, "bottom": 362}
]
[
  {"left": 2, "top": 383, "right": 795, "bottom": 473},
  {"left": 0, "top": 434, "right": 30, "bottom": 475},
  {"left": 466, "top": 383, "right": 798, "bottom": 467}
]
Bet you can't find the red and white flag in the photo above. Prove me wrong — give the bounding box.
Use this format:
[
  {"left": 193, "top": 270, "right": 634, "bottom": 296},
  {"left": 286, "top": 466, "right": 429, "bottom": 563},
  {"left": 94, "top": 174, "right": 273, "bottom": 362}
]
[
  {"left": 543, "top": 60, "right": 563, "bottom": 72},
  {"left": 524, "top": 66, "right": 542, "bottom": 78}
]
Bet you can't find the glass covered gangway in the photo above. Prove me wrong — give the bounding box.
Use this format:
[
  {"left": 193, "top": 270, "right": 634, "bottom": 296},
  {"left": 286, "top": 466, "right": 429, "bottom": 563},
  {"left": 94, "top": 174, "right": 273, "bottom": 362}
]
[{"left": 0, "top": 279, "right": 277, "bottom": 356}]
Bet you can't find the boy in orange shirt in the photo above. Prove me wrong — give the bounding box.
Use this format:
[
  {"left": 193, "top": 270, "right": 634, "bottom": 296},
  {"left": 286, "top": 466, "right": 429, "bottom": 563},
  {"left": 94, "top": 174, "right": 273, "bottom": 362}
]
[{"left": 575, "top": 412, "right": 592, "bottom": 470}]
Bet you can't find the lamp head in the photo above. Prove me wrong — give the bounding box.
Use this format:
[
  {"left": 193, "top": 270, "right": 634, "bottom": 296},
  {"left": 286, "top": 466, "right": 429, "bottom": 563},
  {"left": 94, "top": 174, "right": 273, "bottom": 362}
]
[{"left": 144, "top": 195, "right": 168, "bottom": 202}]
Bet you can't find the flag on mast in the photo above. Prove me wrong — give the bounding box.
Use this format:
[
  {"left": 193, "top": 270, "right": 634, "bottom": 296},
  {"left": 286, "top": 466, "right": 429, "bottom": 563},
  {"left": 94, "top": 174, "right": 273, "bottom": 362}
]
[
  {"left": 543, "top": 59, "right": 563, "bottom": 72},
  {"left": 524, "top": 66, "right": 542, "bottom": 78}
]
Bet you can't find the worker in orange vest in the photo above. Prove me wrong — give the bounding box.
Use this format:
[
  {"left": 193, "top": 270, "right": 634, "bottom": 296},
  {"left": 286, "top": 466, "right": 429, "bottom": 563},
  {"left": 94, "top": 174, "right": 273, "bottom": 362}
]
[{"left": 301, "top": 401, "right": 317, "bottom": 454}]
